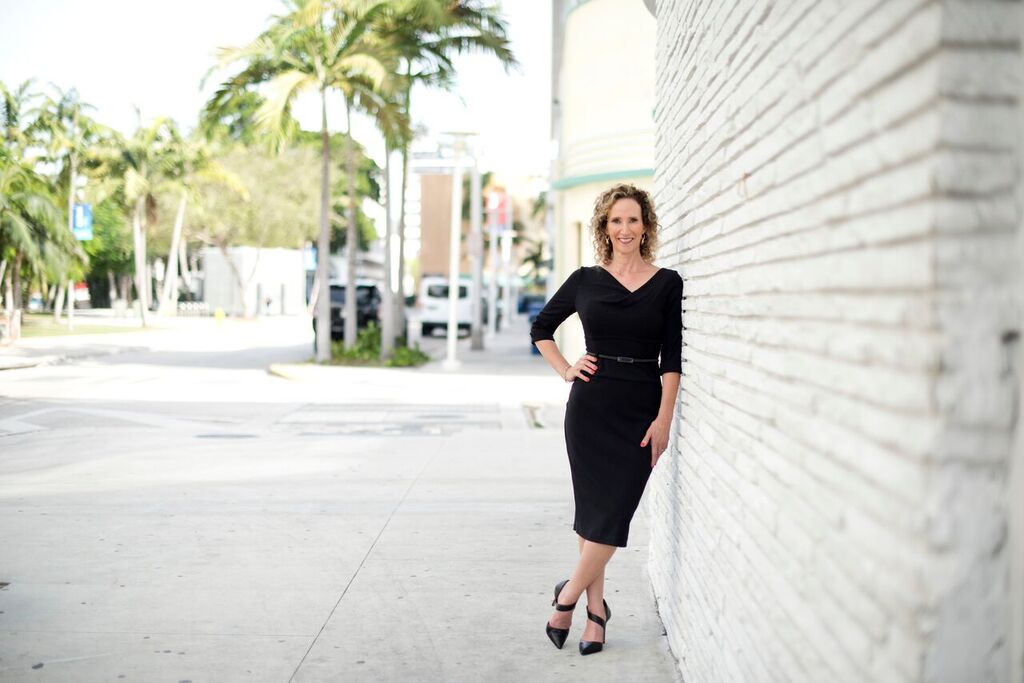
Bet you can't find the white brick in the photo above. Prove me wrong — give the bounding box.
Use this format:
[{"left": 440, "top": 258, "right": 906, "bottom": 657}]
[{"left": 647, "top": 1, "right": 1020, "bottom": 681}]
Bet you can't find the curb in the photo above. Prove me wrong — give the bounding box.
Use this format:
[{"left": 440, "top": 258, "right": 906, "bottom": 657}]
[
  {"left": 0, "top": 357, "right": 51, "bottom": 371},
  {"left": 266, "top": 363, "right": 306, "bottom": 381},
  {"left": 0, "top": 346, "right": 144, "bottom": 372}
]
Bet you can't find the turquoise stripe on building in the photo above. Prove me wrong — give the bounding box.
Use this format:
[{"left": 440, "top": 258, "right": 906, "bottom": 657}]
[
  {"left": 564, "top": 0, "right": 594, "bottom": 19},
  {"left": 551, "top": 168, "right": 654, "bottom": 191}
]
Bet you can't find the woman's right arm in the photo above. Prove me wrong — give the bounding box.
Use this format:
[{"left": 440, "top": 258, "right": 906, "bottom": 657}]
[
  {"left": 529, "top": 268, "right": 597, "bottom": 382},
  {"left": 534, "top": 340, "right": 598, "bottom": 382}
]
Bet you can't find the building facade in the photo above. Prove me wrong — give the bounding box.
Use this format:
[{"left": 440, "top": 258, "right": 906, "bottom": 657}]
[
  {"left": 549, "top": 0, "right": 657, "bottom": 360},
  {"left": 646, "top": 2, "right": 1024, "bottom": 682},
  {"left": 202, "top": 246, "right": 306, "bottom": 317}
]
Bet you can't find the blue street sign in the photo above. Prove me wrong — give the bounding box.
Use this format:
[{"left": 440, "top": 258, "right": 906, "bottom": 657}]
[{"left": 72, "top": 204, "right": 93, "bottom": 241}]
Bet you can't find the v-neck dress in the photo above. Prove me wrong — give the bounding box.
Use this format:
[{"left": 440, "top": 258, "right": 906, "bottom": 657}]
[{"left": 530, "top": 265, "right": 683, "bottom": 547}]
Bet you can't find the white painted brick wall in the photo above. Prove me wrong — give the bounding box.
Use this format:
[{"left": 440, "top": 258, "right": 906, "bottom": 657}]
[{"left": 647, "top": 1, "right": 1023, "bottom": 681}]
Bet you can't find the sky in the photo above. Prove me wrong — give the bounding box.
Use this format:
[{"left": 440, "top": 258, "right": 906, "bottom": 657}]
[{"left": 0, "top": 0, "right": 552, "bottom": 176}]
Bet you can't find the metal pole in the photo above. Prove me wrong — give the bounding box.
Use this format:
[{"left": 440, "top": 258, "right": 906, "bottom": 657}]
[
  {"left": 503, "top": 191, "right": 515, "bottom": 326},
  {"left": 469, "top": 160, "right": 484, "bottom": 350},
  {"left": 486, "top": 194, "right": 499, "bottom": 335},
  {"left": 381, "top": 146, "right": 395, "bottom": 358},
  {"left": 443, "top": 159, "right": 463, "bottom": 370}
]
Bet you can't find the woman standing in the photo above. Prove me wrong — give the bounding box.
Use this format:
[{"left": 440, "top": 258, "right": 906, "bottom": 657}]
[{"left": 530, "top": 184, "right": 682, "bottom": 655}]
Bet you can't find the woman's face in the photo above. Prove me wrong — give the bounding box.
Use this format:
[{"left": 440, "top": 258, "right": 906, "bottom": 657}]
[{"left": 605, "top": 198, "right": 645, "bottom": 257}]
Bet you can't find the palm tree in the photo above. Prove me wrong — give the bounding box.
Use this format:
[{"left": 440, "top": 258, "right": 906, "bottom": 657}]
[
  {"left": 350, "top": 80, "right": 410, "bottom": 356},
  {"left": 35, "top": 85, "right": 99, "bottom": 323},
  {"left": 0, "top": 147, "right": 69, "bottom": 317},
  {"left": 373, "top": 0, "right": 516, "bottom": 335},
  {"left": 1, "top": 80, "right": 38, "bottom": 154},
  {"left": 0, "top": 80, "right": 81, "bottom": 322},
  {"left": 88, "top": 116, "right": 179, "bottom": 326},
  {"left": 156, "top": 130, "right": 245, "bottom": 316},
  {"left": 205, "top": 0, "right": 391, "bottom": 360}
]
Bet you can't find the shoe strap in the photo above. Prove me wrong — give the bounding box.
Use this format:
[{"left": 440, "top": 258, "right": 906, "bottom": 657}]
[
  {"left": 586, "top": 608, "right": 606, "bottom": 628},
  {"left": 553, "top": 600, "right": 577, "bottom": 611}
]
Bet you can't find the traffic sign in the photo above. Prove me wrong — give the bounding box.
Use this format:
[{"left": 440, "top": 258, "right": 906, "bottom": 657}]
[{"left": 72, "top": 204, "right": 92, "bottom": 241}]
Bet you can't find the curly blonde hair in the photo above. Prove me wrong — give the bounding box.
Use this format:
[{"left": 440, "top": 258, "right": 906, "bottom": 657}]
[{"left": 590, "top": 183, "right": 659, "bottom": 264}]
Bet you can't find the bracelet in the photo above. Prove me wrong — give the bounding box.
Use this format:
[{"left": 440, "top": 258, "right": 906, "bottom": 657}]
[{"left": 562, "top": 366, "right": 572, "bottom": 381}]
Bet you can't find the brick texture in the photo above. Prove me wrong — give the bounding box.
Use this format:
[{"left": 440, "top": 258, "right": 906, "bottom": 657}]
[{"left": 647, "top": 1, "right": 1022, "bottom": 681}]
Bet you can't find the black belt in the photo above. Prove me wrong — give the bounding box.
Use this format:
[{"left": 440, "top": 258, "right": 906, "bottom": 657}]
[{"left": 591, "top": 353, "right": 658, "bottom": 364}]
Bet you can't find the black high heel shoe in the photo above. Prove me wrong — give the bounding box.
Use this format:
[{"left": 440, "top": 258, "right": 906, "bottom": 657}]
[
  {"left": 545, "top": 579, "right": 577, "bottom": 649},
  {"left": 579, "top": 599, "right": 610, "bottom": 655}
]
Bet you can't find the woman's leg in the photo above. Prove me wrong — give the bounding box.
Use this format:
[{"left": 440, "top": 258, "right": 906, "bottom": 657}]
[
  {"left": 577, "top": 536, "right": 607, "bottom": 611},
  {"left": 548, "top": 537, "right": 616, "bottom": 630},
  {"left": 579, "top": 538, "right": 608, "bottom": 641}
]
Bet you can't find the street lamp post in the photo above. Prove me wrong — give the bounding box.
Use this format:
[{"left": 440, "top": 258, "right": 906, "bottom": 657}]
[
  {"left": 411, "top": 132, "right": 483, "bottom": 368},
  {"left": 469, "top": 163, "right": 484, "bottom": 350},
  {"left": 443, "top": 150, "right": 464, "bottom": 370},
  {"left": 485, "top": 191, "right": 503, "bottom": 335}
]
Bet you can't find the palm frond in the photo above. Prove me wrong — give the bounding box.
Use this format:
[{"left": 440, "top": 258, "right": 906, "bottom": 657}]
[
  {"left": 255, "top": 69, "right": 314, "bottom": 152},
  {"left": 335, "top": 53, "right": 390, "bottom": 90}
]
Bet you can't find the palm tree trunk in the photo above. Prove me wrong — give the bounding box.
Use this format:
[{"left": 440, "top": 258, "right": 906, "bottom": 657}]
[
  {"left": 381, "top": 145, "right": 395, "bottom": 358},
  {"left": 0, "top": 260, "right": 6, "bottom": 314},
  {"left": 314, "top": 89, "right": 332, "bottom": 362},
  {"left": 11, "top": 251, "right": 23, "bottom": 310},
  {"left": 53, "top": 280, "right": 65, "bottom": 322},
  {"left": 2, "top": 260, "right": 12, "bottom": 316},
  {"left": 179, "top": 239, "right": 193, "bottom": 293},
  {"left": 395, "top": 81, "right": 412, "bottom": 341},
  {"left": 132, "top": 199, "right": 148, "bottom": 326},
  {"left": 159, "top": 192, "right": 187, "bottom": 316},
  {"left": 141, "top": 232, "right": 150, "bottom": 310},
  {"left": 343, "top": 98, "right": 358, "bottom": 350},
  {"left": 66, "top": 139, "right": 78, "bottom": 330}
]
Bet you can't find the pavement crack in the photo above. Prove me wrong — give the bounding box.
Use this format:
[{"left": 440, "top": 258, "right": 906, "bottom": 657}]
[{"left": 287, "top": 442, "right": 441, "bottom": 682}]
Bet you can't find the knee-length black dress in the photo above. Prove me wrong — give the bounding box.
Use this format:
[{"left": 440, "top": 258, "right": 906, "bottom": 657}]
[{"left": 530, "top": 265, "right": 683, "bottom": 547}]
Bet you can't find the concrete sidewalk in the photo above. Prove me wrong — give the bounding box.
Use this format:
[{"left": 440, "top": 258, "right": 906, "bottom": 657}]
[
  {"left": 0, "top": 315, "right": 681, "bottom": 682},
  {"left": 0, "top": 311, "right": 168, "bottom": 370},
  {"left": 0, "top": 313, "right": 302, "bottom": 371}
]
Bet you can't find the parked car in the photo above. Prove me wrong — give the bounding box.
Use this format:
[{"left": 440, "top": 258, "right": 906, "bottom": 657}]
[
  {"left": 312, "top": 280, "right": 381, "bottom": 343},
  {"left": 518, "top": 292, "right": 546, "bottom": 314},
  {"left": 418, "top": 275, "right": 500, "bottom": 336}
]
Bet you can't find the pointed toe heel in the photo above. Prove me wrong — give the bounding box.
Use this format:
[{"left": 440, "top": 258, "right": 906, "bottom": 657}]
[
  {"left": 579, "top": 599, "right": 610, "bottom": 655},
  {"left": 545, "top": 579, "right": 577, "bottom": 649}
]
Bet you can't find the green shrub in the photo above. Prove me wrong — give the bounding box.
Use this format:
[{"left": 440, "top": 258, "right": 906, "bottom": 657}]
[
  {"left": 330, "top": 322, "right": 381, "bottom": 364},
  {"left": 386, "top": 344, "right": 430, "bottom": 367},
  {"left": 328, "top": 322, "right": 430, "bottom": 367}
]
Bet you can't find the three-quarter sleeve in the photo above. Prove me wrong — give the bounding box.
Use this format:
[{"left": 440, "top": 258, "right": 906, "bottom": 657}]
[
  {"left": 659, "top": 271, "right": 683, "bottom": 374},
  {"left": 530, "top": 267, "right": 583, "bottom": 345}
]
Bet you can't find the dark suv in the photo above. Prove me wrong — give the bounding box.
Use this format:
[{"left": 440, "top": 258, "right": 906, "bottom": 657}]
[{"left": 313, "top": 282, "right": 382, "bottom": 343}]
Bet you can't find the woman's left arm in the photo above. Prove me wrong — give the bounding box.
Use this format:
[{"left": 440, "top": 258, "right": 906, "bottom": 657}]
[
  {"left": 641, "top": 372, "right": 680, "bottom": 467},
  {"left": 642, "top": 271, "right": 684, "bottom": 468}
]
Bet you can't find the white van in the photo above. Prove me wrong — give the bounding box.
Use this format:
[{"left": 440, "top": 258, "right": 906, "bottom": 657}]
[{"left": 418, "top": 275, "right": 500, "bottom": 336}]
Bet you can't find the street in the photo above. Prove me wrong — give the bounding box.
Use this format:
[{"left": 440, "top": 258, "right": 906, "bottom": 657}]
[{"left": 0, "top": 315, "right": 677, "bottom": 682}]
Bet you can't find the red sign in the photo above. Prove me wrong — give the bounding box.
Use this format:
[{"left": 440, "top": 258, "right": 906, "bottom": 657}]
[{"left": 486, "top": 192, "right": 509, "bottom": 226}]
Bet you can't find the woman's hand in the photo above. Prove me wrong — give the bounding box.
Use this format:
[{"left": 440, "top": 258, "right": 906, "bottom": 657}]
[
  {"left": 563, "top": 354, "right": 599, "bottom": 382},
  {"left": 641, "top": 416, "right": 672, "bottom": 467}
]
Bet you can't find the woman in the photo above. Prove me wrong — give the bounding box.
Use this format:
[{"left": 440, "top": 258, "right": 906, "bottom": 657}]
[{"left": 530, "top": 183, "right": 682, "bottom": 655}]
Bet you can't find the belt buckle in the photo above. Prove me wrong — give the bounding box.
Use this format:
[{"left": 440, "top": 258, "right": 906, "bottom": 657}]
[{"left": 616, "top": 355, "right": 633, "bottom": 363}]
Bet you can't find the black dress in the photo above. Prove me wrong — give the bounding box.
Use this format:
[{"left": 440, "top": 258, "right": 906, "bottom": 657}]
[{"left": 530, "top": 265, "right": 683, "bottom": 547}]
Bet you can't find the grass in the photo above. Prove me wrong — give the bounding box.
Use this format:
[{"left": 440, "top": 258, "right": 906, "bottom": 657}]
[{"left": 19, "top": 313, "right": 145, "bottom": 338}]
